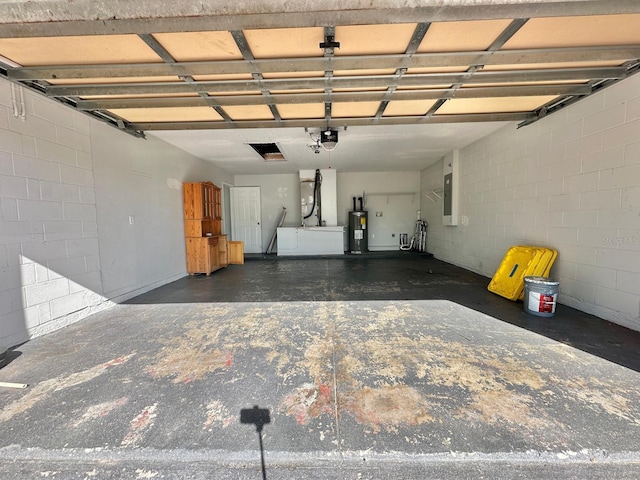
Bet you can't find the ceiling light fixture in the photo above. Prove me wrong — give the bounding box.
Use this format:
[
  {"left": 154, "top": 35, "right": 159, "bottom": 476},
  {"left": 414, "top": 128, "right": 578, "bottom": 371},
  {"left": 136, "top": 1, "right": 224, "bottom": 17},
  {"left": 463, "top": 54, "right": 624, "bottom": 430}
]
[{"left": 308, "top": 137, "right": 321, "bottom": 154}]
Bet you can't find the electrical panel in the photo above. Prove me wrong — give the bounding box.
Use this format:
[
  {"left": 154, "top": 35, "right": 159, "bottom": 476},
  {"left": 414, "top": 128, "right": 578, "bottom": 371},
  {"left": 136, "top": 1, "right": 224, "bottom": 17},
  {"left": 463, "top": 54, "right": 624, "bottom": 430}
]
[{"left": 443, "top": 150, "right": 459, "bottom": 226}]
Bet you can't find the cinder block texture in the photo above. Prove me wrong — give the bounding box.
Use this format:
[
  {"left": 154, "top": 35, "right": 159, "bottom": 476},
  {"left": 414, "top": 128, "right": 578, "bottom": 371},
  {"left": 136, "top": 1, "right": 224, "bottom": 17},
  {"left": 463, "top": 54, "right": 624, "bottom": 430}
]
[
  {"left": 1, "top": 76, "right": 229, "bottom": 348},
  {"left": 0, "top": 78, "right": 104, "bottom": 348},
  {"left": 422, "top": 73, "right": 640, "bottom": 331}
]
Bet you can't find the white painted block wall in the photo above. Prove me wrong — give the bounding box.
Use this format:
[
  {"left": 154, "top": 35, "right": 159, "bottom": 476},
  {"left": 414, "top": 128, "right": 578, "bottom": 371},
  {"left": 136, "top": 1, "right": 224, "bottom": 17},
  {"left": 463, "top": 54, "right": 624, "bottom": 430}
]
[
  {"left": 0, "top": 78, "right": 231, "bottom": 347},
  {"left": 234, "top": 173, "right": 300, "bottom": 253},
  {"left": 421, "top": 73, "right": 640, "bottom": 331},
  {"left": 300, "top": 168, "right": 338, "bottom": 227},
  {"left": 92, "top": 122, "right": 231, "bottom": 301},
  {"left": 235, "top": 171, "right": 421, "bottom": 252},
  {"left": 0, "top": 79, "right": 107, "bottom": 347},
  {"left": 337, "top": 171, "right": 420, "bottom": 251}
]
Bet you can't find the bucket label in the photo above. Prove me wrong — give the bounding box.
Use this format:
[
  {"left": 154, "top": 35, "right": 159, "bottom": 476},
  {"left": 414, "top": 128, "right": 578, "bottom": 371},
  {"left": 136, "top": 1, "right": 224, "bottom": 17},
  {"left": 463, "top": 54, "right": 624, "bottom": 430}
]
[{"left": 529, "top": 292, "right": 557, "bottom": 313}]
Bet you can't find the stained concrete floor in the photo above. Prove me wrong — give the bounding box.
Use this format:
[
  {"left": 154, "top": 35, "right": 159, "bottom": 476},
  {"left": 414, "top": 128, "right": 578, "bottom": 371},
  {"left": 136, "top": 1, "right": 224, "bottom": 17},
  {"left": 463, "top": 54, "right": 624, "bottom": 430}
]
[{"left": 1, "top": 253, "right": 640, "bottom": 479}]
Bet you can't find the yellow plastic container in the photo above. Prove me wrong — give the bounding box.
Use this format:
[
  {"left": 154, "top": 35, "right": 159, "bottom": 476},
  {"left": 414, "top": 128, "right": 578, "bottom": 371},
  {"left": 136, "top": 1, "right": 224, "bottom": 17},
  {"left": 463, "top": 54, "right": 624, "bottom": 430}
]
[
  {"left": 488, "top": 246, "right": 558, "bottom": 301},
  {"left": 517, "top": 248, "right": 557, "bottom": 301}
]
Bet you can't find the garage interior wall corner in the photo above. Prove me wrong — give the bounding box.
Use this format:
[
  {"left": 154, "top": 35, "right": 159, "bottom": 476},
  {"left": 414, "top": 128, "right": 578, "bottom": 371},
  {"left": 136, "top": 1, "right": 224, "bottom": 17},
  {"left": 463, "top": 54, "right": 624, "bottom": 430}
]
[
  {"left": 421, "top": 73, "right": 640, "bottom": 332},
  {"left": 0, "top": 77, "right": 231, "bottom": 347}
]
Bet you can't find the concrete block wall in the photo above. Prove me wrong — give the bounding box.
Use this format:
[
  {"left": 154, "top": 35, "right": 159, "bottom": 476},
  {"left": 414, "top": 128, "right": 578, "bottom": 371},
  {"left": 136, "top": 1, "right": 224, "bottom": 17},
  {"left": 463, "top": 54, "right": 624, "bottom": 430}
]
[
  {"left": 235, "top": 171, "right": 421, "bottom": 252},
  {"left": 337, "top": 171, "right": 421, "bottom": 251},
  {"left": 0, "top": 80, "right": 108, "bottom": 348},
  {"left": 234, "top": 174, "right": 300, "bottom": 253},
  {"left": 93, "top": 123, "right": 232, "bottom": 301},
  {"left": 0, "top": 78, "right": 233, "bottom": 348},
  {"left": 421, "top": 73, "right": 640, "bottom": 331}
]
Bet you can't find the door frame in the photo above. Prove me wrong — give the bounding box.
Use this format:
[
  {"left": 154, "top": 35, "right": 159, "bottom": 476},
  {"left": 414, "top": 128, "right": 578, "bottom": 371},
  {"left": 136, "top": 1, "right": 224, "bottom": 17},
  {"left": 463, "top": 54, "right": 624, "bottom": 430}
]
[{"left": 222, "top": 182, "right": 233, "bottom": 236}]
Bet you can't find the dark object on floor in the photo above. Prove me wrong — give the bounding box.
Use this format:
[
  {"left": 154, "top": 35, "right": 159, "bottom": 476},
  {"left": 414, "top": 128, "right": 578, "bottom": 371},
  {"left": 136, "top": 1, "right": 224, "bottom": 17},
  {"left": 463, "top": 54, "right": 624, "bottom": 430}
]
[{"left": 0, "top": 347, "right": 7, "bottom": 369}]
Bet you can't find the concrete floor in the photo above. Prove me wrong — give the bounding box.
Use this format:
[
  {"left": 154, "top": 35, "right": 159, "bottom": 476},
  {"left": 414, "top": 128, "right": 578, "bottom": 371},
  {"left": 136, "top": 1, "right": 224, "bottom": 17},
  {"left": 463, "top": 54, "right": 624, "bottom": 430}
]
[{"left": 1, "top": 253, "right": 640, "bottom": 479}]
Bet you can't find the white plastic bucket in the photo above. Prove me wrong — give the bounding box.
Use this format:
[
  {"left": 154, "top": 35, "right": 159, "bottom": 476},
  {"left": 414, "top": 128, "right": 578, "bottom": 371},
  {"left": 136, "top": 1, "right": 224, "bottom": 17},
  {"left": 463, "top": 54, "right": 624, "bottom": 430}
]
[{"left": 523, "top": 276, "right": 559, "bottom": 317}]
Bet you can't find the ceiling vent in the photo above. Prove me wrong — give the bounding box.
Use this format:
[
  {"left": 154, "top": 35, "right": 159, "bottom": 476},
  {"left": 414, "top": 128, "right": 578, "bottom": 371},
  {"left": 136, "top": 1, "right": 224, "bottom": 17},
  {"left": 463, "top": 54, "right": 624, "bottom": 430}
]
[{"left": 249, "top": 143, "right": 286, "bottom": 162}]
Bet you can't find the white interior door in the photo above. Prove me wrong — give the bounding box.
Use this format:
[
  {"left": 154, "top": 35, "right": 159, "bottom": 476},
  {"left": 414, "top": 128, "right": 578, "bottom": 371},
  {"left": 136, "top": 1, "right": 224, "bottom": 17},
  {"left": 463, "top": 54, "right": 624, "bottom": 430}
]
[{"left": 231, "top": 186, "right": 263, "bottom": 253}]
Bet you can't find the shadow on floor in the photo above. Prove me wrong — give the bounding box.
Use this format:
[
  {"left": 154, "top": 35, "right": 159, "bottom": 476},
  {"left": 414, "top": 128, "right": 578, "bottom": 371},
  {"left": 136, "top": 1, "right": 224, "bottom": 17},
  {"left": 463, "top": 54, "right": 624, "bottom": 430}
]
[{"left": 0, "top": 347, "right": 21, "bottom": 369}]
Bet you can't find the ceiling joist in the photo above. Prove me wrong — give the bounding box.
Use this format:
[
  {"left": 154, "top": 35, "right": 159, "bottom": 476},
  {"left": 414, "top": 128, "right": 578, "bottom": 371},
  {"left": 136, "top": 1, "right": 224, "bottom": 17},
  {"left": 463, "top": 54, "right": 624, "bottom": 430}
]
[
  {"left": 129, "top": 112, "right": 535, "bottom": 131},
  {"left": 1, "top": 3, "right": 639, "bottom": 137},
  {"left": 1, "top": 0, "right": 639, "bottom": 38},
  {"left": 43, "top": 66, "right": 624, "bottom": 97},
  {"left": 75, "top": 84, "right": 591, "bottom": 111},
  {"left": 7, "top": 46, "right": 640, "bottom": 81}
]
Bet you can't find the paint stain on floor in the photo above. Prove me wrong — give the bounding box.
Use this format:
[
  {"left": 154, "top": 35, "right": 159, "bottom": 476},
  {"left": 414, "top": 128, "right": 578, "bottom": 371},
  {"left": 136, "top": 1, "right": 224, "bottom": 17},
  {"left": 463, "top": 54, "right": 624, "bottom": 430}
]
[
  {"left": 557, "top": 377, "right": 640, "bottom": 425},
  {"left": 283, "top": 382, "right": 334, "bottom": 425},
  {"left": 72, "top": 397, "right": 129, "bottom": 428},
  {"left": 130, "top": 301, "right": 640, "bottom": 445},
  {"left": 344, "top": 385, "right": 435, "bottom": 433},
  {"left": 144, "top": 315, "right": 233, "bottom": 384},
  {"left": 203, "top": 400, "right": 235, "bottom": 430},
  {"left": 145, "top": 346, "right": 231, "bottom": 384},
  {"left": 465, "top": 390, "right": 548, "bottom": 427},
  {"left": 6, "top": 301, "right": 638, "bottom": 452},
  {"left": 121, "top": 403, "right": 158, "bottom": 447},
  {"left": 135, "top": 469, "right": 159, "bottom": 479},
  {"left": 0, "top": 354, "right": 135, "bottom": 423}
]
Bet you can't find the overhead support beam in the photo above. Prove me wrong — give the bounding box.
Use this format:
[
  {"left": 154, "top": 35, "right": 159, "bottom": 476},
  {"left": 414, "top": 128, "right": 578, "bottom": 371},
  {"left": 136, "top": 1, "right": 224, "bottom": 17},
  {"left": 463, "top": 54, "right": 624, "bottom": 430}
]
[
  {"left": 426, "top": 18, "right": 528, "bottom": 117},
  {"left": 129, "top": 112, "right": 534, "bottom": 131},
  {"left": 322, "top": 25, "right": 337, "bottom": 125},
  {"left": 518, "top": 59, "right": 640, "bottom": 128},
  {"left": 137, "top": 32, "right": 235, "bottom": 124},
  {"left": 231, "top": 30, "right": 282, "bottom": 123},
  {"left": 10, "top": 46, "right": 640, "bottom": 81},
  {"left": 74, "top": 85, "right": 592, "bottom": 110},
  {"left": 137, "top": 34, "right": 176, "bottom": 64},
  {"left": 88, "top": 110, "right": 145, "bottom": 138},
  {"left": 487, "top": 18, "right": 529, "bottom": 51},
  {"left": 375, "top": 22, "right": 431, "bottom": 119},
  {"left": 425, "top": 99, "right": 448, "bottom": 118},
  {"left": 2, "top": 0, "right": 640, "bottom": 38},
  {"left": 45, "top": 67, "right": 625, "bottom": 97}
]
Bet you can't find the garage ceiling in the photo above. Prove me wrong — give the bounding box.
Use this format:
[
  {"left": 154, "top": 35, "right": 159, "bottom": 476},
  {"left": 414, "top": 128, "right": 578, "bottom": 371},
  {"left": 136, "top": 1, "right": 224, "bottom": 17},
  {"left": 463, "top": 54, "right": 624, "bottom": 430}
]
[{"left": 1, "top": 0, "right": 639, "bottom": 174}]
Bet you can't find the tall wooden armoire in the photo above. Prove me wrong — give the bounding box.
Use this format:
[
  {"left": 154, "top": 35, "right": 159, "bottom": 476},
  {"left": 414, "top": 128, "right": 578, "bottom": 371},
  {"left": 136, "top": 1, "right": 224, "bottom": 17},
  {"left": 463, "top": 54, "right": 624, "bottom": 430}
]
[{"left": 183, "top": 182, "right": 228, "bottom": 275}]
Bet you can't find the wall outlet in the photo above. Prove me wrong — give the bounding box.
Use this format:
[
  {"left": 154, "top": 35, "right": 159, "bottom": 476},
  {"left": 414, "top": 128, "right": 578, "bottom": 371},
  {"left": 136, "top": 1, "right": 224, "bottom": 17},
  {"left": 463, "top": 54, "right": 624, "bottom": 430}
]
[
  {"left": 376, "top": 211, "right": 383, "bottom": 217},
  {"left": 128, "top": 215, "right": 135, "bottom": 225}
]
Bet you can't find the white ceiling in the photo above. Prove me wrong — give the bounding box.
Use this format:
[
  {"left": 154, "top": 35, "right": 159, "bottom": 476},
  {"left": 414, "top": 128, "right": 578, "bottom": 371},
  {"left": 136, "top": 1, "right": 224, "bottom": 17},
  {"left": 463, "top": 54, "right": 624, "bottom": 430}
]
[{"left": 150, "top": 121, "right": 509, "bottom": 175}]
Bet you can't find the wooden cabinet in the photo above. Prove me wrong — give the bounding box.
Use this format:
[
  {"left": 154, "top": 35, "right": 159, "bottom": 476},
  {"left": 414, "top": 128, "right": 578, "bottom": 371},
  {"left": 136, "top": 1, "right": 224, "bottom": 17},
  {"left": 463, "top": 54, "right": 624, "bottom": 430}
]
[
  {"left": 183, "top": 182, "right": 228, "bottom": 275},
  {"left": 228, "top": 240, "right": 244, "bottom": 265},
  {"left": 183, "top": 182, "right": 221, "bottom": 237},
  {"left": 184, "top": 235, "right": 228, "bottom": 275}
]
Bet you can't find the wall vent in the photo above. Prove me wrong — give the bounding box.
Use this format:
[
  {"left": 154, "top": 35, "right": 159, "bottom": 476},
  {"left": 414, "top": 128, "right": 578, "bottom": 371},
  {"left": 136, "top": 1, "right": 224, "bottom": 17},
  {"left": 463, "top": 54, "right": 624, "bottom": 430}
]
[{"left": 249, "top": 143, "right": 285, "bottom": 162}]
